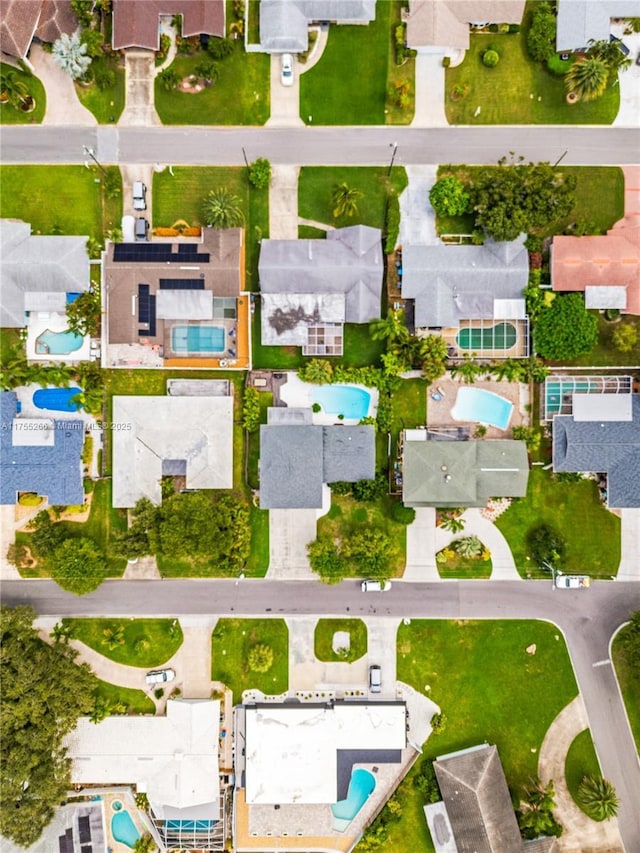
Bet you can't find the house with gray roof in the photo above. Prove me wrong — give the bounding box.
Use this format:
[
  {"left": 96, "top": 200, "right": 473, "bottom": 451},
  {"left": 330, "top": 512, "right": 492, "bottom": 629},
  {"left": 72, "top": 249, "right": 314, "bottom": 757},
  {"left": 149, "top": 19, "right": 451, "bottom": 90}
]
[
  {"left": 259, "top": 408, "right": 375, "bottom": 508},
  {"left": 260, "top": 0, "right": 376, "bottom": 53},
  {"left": 406, "top": 0, "right": 525, "bottom": 52},
  {"left": 402, "top": 438, "right": 529, "bottom": 508},
  {"left": 552, "top": 394, "right": 640, "bottom": 508},
  {"left": 402, "top": 236, "right": 529, "bottom": 330},
  {"left": 258, "top": 226, "right": 383, "bottom": 355},
  {"left": 556, "top": 0, "right": 638, "bottom": 51},
  {"left": 0, "top": 391, "right": 84, "bottom": 506},
  {"left": 0, "top": 219, "right": 89, "bottom": 329}
]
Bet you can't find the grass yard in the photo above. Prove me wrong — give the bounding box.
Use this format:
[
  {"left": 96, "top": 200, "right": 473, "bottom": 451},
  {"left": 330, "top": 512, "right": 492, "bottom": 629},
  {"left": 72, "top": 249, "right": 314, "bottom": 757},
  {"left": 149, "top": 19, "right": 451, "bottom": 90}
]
[
  {"left": 63, "top": 618, "right": 183, "bottom": 667},
  {"left": 612, "top": 627, "right": 640, "bottom": 754},
  {"left": 152, "top": 166, "right": 268, "bottom": 292},
  {"left": 382, "top": 619, "right": 579, "bottom": 852},
  {"left": 445, "top": 5, "right": 618, "bottom": 125},
  {"left": 94, "top": 678, "right": 156, "bottom": 715},
  {"left": 0, "top": 63, "right": 46, "bottom": 124},
  {"left": 495, "top": 468, "right": 621, "bottom": 578},
  {"left": 556, "top": 314, "right": 640, "bottom": 368},
  {"left": 74, "top": 58, "right": 125, "bottom": 124},
  {"left": 0, "top": 328, "right": 22, "bottom": 365},
  {"left": 343, "top": 323, "right": 386, "bottom": 367},
  {"left": 314, "top": 618, "right": 368, "bottom": 662},
  {"left": 391, "top": 378, "right": 427, "bottom": 453},
  {"left": 318, "top": 493, "right": 407, "bottom": 578},
  {"left": 0, "top": 165, "right": 121, "bottom": 242},
  {"left": 247, "top": 391, "right": 273, "bottom": 489},
  {"left": 435, "top": 549, "right": 493, "bottom": 579},
  {"left": 211, "top": 618, "right": 289, "bottom": 702},
  {"left": 247, "top": 506, "right": 270, "bottom": 576},
  {"left": 565, "top": 729, "right": 602, "bottom": 815}
]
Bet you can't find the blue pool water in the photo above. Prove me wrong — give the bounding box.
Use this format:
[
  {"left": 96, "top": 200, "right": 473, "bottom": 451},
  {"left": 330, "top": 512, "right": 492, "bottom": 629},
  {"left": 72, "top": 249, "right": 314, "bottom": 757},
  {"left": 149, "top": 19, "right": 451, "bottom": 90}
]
[
  {"left": 451, "top": 387, "right": 513, "bottom": 430},
  {"left": 111, "top": 810, "right": 140, "bottom": 848},
  {"left": 33, "top": 387, "right": 82, "bottom": 412},
  {"left": 166, "top": 820, "right": 216, "bottom": 830},
  {"left": 171, "top": 324, "right": 225, "bottom": 353},
  {"left": 35, "top": 328, "right": 84, "bottom": 355},
  {"left": 332, "top": 769, "right": 376, "bottom": 822},
  {"left": 313, "top": 385, "right": 371, "bottom": 420}
]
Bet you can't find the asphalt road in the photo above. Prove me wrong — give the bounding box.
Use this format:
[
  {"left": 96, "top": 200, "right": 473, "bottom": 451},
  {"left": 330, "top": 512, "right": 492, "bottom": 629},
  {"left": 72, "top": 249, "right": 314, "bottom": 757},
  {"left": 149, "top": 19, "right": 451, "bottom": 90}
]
[
  {"left": 3, "top": 577, "right": 640, "bottom": 848},
  {"left": 1, "top": 125, "right": 639, "bottom": 166}
]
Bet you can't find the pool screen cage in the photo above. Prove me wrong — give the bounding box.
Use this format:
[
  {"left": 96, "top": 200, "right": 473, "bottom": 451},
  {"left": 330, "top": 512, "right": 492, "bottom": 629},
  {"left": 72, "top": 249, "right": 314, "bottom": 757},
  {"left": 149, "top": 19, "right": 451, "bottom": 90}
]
[
  {"left": 543, "top": 375, "right": 633, "bottom": 421},
  {"left": 150, "top": 797, "right": 226, "bottom": 851},
  {"left": 453, "top": 317, "right": 529, "bottom": 358}
]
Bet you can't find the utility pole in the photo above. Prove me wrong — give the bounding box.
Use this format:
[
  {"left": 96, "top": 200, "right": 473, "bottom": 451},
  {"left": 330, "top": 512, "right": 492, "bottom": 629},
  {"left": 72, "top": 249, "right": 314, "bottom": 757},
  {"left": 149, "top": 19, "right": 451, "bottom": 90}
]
[
  {"left": 387, "top": 141, "right": 398, "bottom": 177},
  {"left": 82, "top": 145, "right": 108, "bottom": 178}
]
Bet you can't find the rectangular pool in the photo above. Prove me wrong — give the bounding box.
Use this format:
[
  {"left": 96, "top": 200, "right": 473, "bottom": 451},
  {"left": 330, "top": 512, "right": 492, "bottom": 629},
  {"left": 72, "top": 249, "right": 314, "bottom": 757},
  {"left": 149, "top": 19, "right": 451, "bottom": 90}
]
[{"left": 171, "top": 325, "right": 225, "bottom": 353}]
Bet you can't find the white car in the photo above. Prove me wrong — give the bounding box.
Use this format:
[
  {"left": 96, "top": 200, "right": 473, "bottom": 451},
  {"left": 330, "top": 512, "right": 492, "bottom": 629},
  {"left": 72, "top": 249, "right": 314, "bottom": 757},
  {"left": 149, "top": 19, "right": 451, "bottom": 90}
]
[
  {"left": 132, "top": 181, "right": 146, "bottom": 211},
  {"left": 361, "top": 579, "right": 391, "bottom": 592},
  {"left": 146, "top": 668, "right": 176, "bottom": 685},
  {"left": 556, "top": 574, "right": 590, "bottom": 589},
  {"left": 280, "top": 53, "right": 294, "bottom": 87}
]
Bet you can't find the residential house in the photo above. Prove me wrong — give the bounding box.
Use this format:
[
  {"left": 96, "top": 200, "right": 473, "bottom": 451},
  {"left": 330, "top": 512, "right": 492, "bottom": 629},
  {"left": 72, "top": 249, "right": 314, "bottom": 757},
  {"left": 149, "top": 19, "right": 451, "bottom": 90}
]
[
  {"left": 112, "top": 0, "right": 224, "bottom": 51},
  {"left": 426, "top": 744, "right": 559, "bottom": 853},
  {"left": 259, "top": 0, "right": 376, "bottom": 53},
  {"left": 0, "top": 0, "right": 76, "bottom": 68},
  {"left": 103, "top": 228, "right": 249, "bottom": 368},
  {"left": 402, "top": 437, "right": 529, "bottom": 508},
  {"left": 65, "top": 699, "right": 225, "bottom": 851},
  {"left": 0, "top": 390, "right": 84, "bottom": 506},
  {"left": 552, "top": 394, "right": 640, "bottom": 508},
  {"left": 111, "top": 385, "right": 233, "bottom": 508},
  {"left": 401, "top": 236, "right": 529, "bottom": 357},
  {"left": 259, "top": 407, "right": 375, "bottom": 509},
  {"left": 556, "top": 0, "right": 639, "bottom": 52},
  {"left": 258, "top": 225, "right": 383, "bottom": 356},
  {"left": 406, "top": 0, "right": 525, "bottom": 53}
]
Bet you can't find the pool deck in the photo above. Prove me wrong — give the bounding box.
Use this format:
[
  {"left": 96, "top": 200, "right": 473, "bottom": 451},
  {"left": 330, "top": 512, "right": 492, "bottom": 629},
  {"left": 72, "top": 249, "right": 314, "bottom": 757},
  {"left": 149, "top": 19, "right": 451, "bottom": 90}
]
[
  {"left": 278, "top": 373, "right": 379, "bottom": 425},
  {"left": 427, "top": 375, "right": 529, "bottom": 438},
  {"left": 26, "top": 312, "right": 91, "bottom": 363}
]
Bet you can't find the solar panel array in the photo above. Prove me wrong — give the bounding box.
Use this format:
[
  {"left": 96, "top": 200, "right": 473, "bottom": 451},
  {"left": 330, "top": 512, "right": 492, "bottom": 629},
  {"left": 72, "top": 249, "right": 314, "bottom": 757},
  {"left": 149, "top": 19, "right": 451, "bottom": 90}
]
[
  {"left": 138, "top": 284, "right": 157, "bottom": 337},
  {"left": 159, "top": 278, "right": 205, "bottom": 290},
  {"left": 113, "top": 244, "right": 210, "bottom": 263},
  {"left": 58, "top": 828, "right": 73, "bottom": 853}
]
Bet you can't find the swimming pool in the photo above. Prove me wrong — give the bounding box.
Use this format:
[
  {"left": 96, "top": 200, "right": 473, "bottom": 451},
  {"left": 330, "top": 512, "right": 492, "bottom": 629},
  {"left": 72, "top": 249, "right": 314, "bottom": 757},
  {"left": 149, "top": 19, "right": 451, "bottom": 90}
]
[
  {"left": 331, "top": 768, "right": 376, "bottom": 822},
  {"left": 171, "top": 325, "right": 225, "bottom": 353},
  {"left": 313, "top": 385, "right": 371, "bottom": 420},
  {"left": 33, "top": 387, "right": 82, "bottom": 412},
  {"left": 451, "top": 387, "right": 513, "bottom": 430},
  {"left": 111, "top": 810, "right": 140, "bottom": 848},
  {"left": 457, "top": 322, "right": 517, "bottom": 351},
  {"left": 34, "top": 328, "right": 84, "bottom": 355}
]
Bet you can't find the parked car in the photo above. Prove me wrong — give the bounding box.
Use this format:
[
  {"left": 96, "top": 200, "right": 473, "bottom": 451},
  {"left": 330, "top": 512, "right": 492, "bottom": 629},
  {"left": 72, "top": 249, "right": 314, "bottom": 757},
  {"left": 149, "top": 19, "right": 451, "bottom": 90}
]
[
  {"left": 146, "top": 668, "right": 175, "bottom": 685},
  {"left": 132, "top": 181, "right": 147, "bottom": 210},
  {"left": 280, "top": 53, "right": 294, "bottom": 87},
  {"left": 135, "top": 217, "right": 149, "bottom": 242},
  {"left": 556, "top": 574, "right": 590, "bottom": 589},
  {"left": 361, "top": 579, "right": 391, "bottom": 592},
  {"left": 369, "top": 665, "right": 382, "bottom": 693}
]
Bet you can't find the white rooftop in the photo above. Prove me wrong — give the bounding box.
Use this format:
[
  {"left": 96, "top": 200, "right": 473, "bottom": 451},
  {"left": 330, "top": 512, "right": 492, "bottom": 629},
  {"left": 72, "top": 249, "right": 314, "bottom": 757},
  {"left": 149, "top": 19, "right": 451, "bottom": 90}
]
[
  {"left": 585, "top": 286, "right": 627, "bottom": 310},
  {"left": 493, "top": 297, "right": 526, "bottom": 319},
  {"left": 65, "top": 700, "right": 220, "bottom": 816},
  {"left": 572, "top": 393, "right": 633, "bottom": 422},
  {"left": 12, "top": 419, "right": 55, "bottom": 446},
  {"left": 245, "top": 703, "right": 406, "bottom": 805}
]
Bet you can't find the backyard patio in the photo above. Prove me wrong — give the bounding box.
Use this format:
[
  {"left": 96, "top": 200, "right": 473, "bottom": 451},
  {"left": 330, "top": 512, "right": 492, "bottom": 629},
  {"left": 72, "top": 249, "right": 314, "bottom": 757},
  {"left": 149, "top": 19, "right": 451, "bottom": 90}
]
[{"left": 426, "top": 375, "right": 529, "bottom": 439}]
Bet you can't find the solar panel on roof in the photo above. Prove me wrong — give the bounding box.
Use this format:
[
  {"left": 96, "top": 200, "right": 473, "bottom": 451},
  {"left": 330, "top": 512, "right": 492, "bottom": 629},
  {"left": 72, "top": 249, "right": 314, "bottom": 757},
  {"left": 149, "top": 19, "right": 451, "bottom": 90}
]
[
  {"left": 140, "top": 296, "right": 156, "bottom": 337},
  {"left": 78, "top": 815, "right": 91, "bottom": 844},
  {"left": 159, "top": 279, "right": 204, "bottom": 290},
  {"left": 81, "top": 845, "right": 92, "bottom": 853},
  {"left": 113, "top": 243, "right": 209, "bottom": 264}
]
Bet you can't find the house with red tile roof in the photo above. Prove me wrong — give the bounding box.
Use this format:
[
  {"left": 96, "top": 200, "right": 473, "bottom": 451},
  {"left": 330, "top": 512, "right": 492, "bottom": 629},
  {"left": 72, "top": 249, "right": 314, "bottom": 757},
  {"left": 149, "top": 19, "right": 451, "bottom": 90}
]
[
  {"left": 0, "top": 0, "right": 77, "bottom": 68},
  {"left": 551, "top": 167, "right": 640, "bottom": 316},
  {"left": 112, "top": 0, "right": 224, "bottom": 51}
]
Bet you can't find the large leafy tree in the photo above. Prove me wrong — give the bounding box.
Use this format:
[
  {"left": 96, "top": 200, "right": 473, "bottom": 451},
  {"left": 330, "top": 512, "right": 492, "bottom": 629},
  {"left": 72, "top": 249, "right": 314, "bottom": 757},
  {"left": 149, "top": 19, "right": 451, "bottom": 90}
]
[
  {"left": 308, "top": 536, "right": 347, "bottom": 585},
  {"left": 587, "top": 39, "right": 632, "bottom": 78},
  {"left": 470, "top": 158, "right": 576, "bottom": 242},
  {"left": 428, "top": 177, "right": 470, "bottom": 217},
  {"left": 202, "top": 188, "right": 244, "bottom": 228},
  {"left": 0, "top": 606, "right": 96, "bottom": 846},
  {"left": 51, "top": 537, "right": 106, "bottom": 595},
  {"left": 65, "top": 287, "right": 101, "bottom": 336},
  {"left": 526, "top": 1, "right": 556, "bottom": 62},
  {"left": 564, "top": 57, "right": 609, "bottom": 102},
  {"left": 343, "top": 529, "right": 394, "bottom": 578},
  {"left": 534, "top": 293, "right": 598, "bottom": 359}
]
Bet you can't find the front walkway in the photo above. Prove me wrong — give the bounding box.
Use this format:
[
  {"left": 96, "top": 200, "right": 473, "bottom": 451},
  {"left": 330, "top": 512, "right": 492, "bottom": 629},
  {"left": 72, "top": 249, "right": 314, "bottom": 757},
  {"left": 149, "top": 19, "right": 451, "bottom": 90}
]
[
  {"left": 411, "top": 51, "right": 448, "bottom": 128},
  {"left": 538, "top": 695, "right": 624, "bottom": 852},
  {"left": 28, "top": 44, "right": 96, "bottom": 125},
  {"left": 269, "top": 164, "right": 300, "bottom": 238}
]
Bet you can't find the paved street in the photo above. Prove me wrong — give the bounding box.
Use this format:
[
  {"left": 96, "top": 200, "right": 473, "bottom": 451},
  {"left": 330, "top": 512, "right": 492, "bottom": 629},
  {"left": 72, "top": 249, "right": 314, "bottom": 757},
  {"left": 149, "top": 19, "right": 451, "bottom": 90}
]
[{"left": 1, "top": 126, "right": 639, "bottom": 166}]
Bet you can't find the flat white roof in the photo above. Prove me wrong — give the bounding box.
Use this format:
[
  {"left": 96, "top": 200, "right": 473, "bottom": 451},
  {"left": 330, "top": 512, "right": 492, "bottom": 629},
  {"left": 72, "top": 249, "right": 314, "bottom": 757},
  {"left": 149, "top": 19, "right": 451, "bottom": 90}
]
[
  {"left": 493, "top": 298, "right": 526, "bottom": 319},
  {"left": 585, "top": 286, "right": 627, "bottom": 310},
  {"left": 245, "top": 703, "right": 406, "bottom": 805},
  {"left": 572, "top": 393, "right": 633, "bottom": 422},
  {"left": 12, "top": 419, "right": 55, "bottom": 446}
]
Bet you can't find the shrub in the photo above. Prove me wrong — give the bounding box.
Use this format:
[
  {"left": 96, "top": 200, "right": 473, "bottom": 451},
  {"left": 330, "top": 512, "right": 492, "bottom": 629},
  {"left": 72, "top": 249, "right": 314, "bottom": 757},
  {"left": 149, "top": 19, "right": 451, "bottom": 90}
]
[
  {"left": 207, "top": 37, "right": 234, "bottom": 59},
  {"left": 612, "top": 323, "right": 638, "bottom": 353},
  {"left": 248, "top": 157, "right": 272, "bottom": 190},
  {"left": 242, "top": 386, "right": 261, "bottom": 432},
  {"left": 312, "top": 402, "right": 322, "bottom": 413},
  {"left": 508, "top": 23, "right": 521, "bottom": 34},
  {"left": 547, "top": 53, "right": 574, "bottom": 75},
  {"left": 18, "top": 493, "right": 43, "bottom": 507},
  {"left": 429, "top": 177, "right": 470, "bottom": 217},
  {"left": 526, "top": 523, "right": 565, "bottom": 566},
  {"left": 534, "top": 293, "right": 598, "bottom": 359},
  {"left": 248, "top": 643, "right": 274, "bottom": 673},
  {"left": 154, "top": 687, "right": 164, "bottom": 699},
  {"left": 442, "top": 56, "right": 450, "bottom": 68},
  {"left": 482, "top": 49, "right": 500, "bottom": 67},
  {"left": 527, "top": 1, "right": 557, "bottom": 62},
  {"left": 488, "top": 23, "right": 499, "bottom": 33},
  {"left": 384, "top": 192, "right": 401, "bottom": 254},
  {"left": 454, "top": 536, "right": 483, "bottom": 558},
  {"left": 430, "top": 712, "right": 447, "bottom": 733},
  {"left": 390, "top": 502, "right": 416, "bottom": 525}
]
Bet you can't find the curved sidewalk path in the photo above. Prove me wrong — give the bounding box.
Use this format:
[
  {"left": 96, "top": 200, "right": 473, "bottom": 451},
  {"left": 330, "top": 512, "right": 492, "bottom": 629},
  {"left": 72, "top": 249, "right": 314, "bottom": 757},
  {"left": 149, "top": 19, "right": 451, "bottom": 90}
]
[
  {"left": 434, "top": 508, "right": 520, "bottom": 580},
  {"left": 538, "top": 695, "right": 624, "bottom": 852}
]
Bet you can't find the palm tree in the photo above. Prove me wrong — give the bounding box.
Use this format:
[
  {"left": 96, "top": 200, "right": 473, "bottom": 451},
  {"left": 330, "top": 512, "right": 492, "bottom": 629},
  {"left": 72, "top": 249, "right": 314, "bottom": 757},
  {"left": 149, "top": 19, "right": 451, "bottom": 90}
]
[
  {"left": 490, "top": 358, "right": 525, "bottom": 382},
  {"left": 417, "top": 334, "right": 448, "bottom": 384},
  {"left": 578, "top": 775, "right": 619, "bottom": 821},
  {"left": 0, "top": 70, "right": 30, "bottom": 108},
  {"left": 454, "top": 536, "right": 483, "bottom": 558},
  {"left": 202, "top": 188, "right": 244, "bottom": 228},
  {"left": 52, "top": 33, "right": 91, "bottom": 80},
  {"left": 450, "top": 355, "right": 485, "bottom": 384},
  {"left": 522, "top": 356, "right": 549, "bottom": 383},
  {"left": 101, "top": 625, "right": 125, "bottom": 650},
  {"left": 89, "top": 697, "right": 111, "bottom": 724},
  {"left": 331, "top": 182, "right": 363, "bottom": 219},
  {"left": 50, "top": 621, "right": 75, "bottom": 644},
  {"left": 564, "top": 57, "right": 609, "bottom": 102},
  {"left": 587, "top": 39, "right": 633, "bottom": 78}
]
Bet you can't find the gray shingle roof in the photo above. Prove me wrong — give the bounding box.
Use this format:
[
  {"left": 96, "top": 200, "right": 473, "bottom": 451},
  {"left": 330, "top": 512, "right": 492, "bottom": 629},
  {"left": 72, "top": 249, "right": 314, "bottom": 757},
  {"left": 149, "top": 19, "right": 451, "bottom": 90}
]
[
  {"left": 402, "top": 236, "right": 529, "bottom": 328},
  {"left": 0, "top": 391, "right": 84, "bottom": 506},
  {"left": 0, "top": 220, "right": 89, "bottom": 328},
  {"left": 260, "top": 0, "right": 376, "bottom": 52},
  {"left": 259, "top": 226, "right": 383, "bottom": 326},
  {"left": 552, "top": 395, "right": 640, "bottom": 508},
  {"left": 259, "top": 417, "right": 375, "bottom": 508},
  {"left": 434, "top": 744, "right": 522, "bottom": 853},
  {"left": 556, "top": 0, "right": 639, "bottom": 51}
]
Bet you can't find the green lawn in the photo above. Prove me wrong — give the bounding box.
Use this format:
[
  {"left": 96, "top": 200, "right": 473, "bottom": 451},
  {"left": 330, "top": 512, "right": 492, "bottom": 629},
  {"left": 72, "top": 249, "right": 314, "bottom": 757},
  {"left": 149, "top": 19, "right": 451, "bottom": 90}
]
[
  {"left": 565, "top": 729, "right": 602, "bottom": 815},
  {"left": 555, "top": 314, "right": 640, "bottom": 368},
  {"left": 343, "top": 324, "right": 386, "bottom": 367},
  {"left": 63, "top": 618, "right": 183, "bottom": 667},
  {"left": 74, "top": 58, "right": 125, "bottom": 124},
  {"left": 314, "top": 618, "right": 368, "bottom": 662},
  {"left": 0, "top": 328, "right": 22, "bottom": 365},
  {"left": 0, "top": 63, "right": 46, "bottom": 124},
  {"left": 495, "top": 468, "right": 621, "bottom": 578},
  {"left": 94, "top": 679, "right": 156, "bottom": 715},
  {"left": 612, "top": 627, "right": 640, "bottom": 753},
  {"left": 435, "top": 549, "right": 493, "bottom": 579},
  {"left": 445, "top": 4, "right": 619, "bottom": 125},
  {"left": 154, "top": 40, "right": 269, "bottom": 125},
  {"left": 380, "top": 620, "right": 579, "bottom": 852},
  {"left": 300, "top": 1, "right": 412, "bottom": 125},
  {"left": 391, "top": 378, "right": 427, "bottom": 455},
  {"left": 247, "top": 391, "right": 273, "bottom": 489},
  {"left": 211, "top": 618, "right": 289, "bottom": 703},
  {"left": 152, "top": 166, "right": 268, "bottom": 292}
]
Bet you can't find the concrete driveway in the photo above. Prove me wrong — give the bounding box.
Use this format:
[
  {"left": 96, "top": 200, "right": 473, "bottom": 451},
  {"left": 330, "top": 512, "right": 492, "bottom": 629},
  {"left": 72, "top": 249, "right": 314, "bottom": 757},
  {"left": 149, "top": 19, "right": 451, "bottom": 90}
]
[
  {"left": 617, "top": 508, "right": 640, "bottom": 580},
  {"left": 119, "top": 50, "right": 160, "bottom": 126},
  {"left": 405, "top": 507, "right": 439, "bottom": 581},
  {"left": 412, "top": 51, "right": 448, "bottom": 128},
  {"left": 366, "top": 620, "right": 400, "bottom": 699},
  {"left": 28, "top": 44, "right": 96, "bottom": 126},
  {"left": 398, "top": 164, "right": 440, "bottom": 248},
  {"left": 613, "top": 28, "right": 640, "bottom": 127},
  {"left": 266, "top": 54, "right": 303, "bottom": 127},
  {"left": 286, "top": 616, "right": 368, "bottom": 693},
  {"left": 267, "top": 508, "right": 317, "bottom": 579},
  {"left": 269, "top": 164, "right": 300, "bottom": 238}
]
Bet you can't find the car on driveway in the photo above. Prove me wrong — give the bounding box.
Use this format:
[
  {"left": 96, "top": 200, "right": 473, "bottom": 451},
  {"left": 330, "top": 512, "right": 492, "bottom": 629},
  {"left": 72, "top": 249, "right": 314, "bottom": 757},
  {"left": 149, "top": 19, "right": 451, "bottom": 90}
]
[
  {"left": 132, "top": 181, "right": 147, "bottom": 211},
  {"left": 556, "top": 574, "right": 590, "bottom": 589},
  {"left": 361, "top": 579, "right": 391, "bottom": 592},
  {"left": 369, "top": 665, "right": 382, "bottom": 693},
  {"left": 280, "top": 53, "right": 294, "bottom": 87},
  {"left": 135, "top": 217, "right": 149, "bottom": 242},
  {"left": 146, "top": 668, "right": 175, "bottom": 685}
]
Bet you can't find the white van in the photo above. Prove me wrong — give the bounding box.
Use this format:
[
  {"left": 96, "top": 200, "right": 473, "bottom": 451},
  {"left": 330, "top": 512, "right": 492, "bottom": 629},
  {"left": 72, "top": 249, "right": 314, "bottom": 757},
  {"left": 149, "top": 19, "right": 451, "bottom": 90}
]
[
  {"left": 132, "top": 181, "right": 147, "bottom": 210},
  {"left": 361, "top": 579, "right": 391, "bottom": 592}
]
